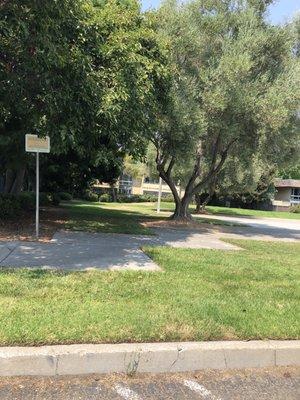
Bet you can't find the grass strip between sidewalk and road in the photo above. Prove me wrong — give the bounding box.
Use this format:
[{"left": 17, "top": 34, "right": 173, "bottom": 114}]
[{"left": 0, "top": 239, "right": 299, "bottom": 346}]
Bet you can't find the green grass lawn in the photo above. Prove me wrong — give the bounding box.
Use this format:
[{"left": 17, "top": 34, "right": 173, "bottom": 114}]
[
  {"left": 63, "top": 200, "right": 154, "bottom": 235},
  {"left": 0, "top": 240, "right": 299, "bottom": 345},
  {"left": 206, "top": 205, "right": 300, "bottom": 220},
  {"left": 157, "top": 201, "right": 300, "bottom": 220},
  {"left": 63, "top": 200, "right": 242, "bottom": 235}
]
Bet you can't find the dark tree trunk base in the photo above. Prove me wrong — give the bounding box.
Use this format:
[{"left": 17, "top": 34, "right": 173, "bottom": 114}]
[
  {"left": 170, "top": 213, "right": 193, "bottom": 222},
  {"left": 171, "top": 198, "right": 193, "bottom": 221},
  {"left": 194, "top": 205, "right": 206, "bottom": 214}
]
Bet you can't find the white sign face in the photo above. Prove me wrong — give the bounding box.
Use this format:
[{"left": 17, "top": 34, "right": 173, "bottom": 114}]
[{"left": 25, "top": 134, "right": 50, "bottom": 153}]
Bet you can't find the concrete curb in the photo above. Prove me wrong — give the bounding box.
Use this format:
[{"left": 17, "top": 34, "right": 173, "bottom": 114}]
[{"left": 0, "top": 341, "right": 299, "bottom": 376}]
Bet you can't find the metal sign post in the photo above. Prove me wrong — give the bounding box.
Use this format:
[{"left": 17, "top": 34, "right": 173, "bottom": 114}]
[
  {"left": 36, "top": 152, "right": 39, "bottom": 239},
  {"left": 157, "top": 177, "right": 162, "bottom": 213},
  {"left": 25, "top": 134, "right": 50, "bottom": 240}
]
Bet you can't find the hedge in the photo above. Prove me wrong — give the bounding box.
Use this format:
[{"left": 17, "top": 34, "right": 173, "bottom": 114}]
[{"left": 0, "top": 192, "right": 61, "bottom": 219}]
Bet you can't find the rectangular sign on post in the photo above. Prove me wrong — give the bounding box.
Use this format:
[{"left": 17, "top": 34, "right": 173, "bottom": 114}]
[
  {"left": 25, "top": 134, "right": 50, "bottom": 153},
  {"left": 25, "top": 134, "right": 50, "bottom": 240}
]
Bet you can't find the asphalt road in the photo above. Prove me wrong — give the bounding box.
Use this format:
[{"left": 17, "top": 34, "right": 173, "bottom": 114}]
[
  {"left": 198, "top": 214, "right": 300, "bottom": 241},
  {"left": 0, "top": 367, "right": 299, "bottom": 399}
]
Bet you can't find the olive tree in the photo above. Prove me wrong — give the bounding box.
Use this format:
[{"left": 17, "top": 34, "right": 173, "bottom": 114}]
[{"left": 150, "top": 0, "right": 300, "bottom": 220}]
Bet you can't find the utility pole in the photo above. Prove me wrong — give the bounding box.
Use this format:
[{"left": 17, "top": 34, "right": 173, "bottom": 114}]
[{"left": 157, "top": 177, "right": 162, "bottom": 213}]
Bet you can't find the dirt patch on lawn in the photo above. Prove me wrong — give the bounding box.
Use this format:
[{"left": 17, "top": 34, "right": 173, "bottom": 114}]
[
  {"left": 141, "top": 218, "right": 245, "bottom": 235},
  {"left": 142, "top": 219, "right": 219, "bottom": 232},
  {"left": 0, "top": 207, "right": 67, "bottom": 242}
]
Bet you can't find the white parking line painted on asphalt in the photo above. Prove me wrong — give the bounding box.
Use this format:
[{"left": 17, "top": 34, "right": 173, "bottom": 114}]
[
  {"left": 114, "top": 384, "right": 142, "bottom": 400},
  {"left": 184, "top": 379, "right": 222, "bottom": 399}
]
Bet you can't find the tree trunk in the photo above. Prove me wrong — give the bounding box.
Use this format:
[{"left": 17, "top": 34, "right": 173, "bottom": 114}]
[
  {"left": 195, "top": 178, "right": 216, "bottom": 214},
  {"left": 171, "top": 195, "right": 193, "bottom": 221},
  {"left": 3, "top": 169, "right": 14, "bottom": 194},
  {"left": 195, "top": 194, "right": 203, "bottom": 213},
  {"left": 195, "top": 192, "right": 212, "bottom": 214},
  {"left": 10, "top": 166, "right": 25, "bottom": 195},
  {"left": 157, "top": 169, "right": 193, "bottom": 221},
  {"left": 110, "top": 184, "right": 117, "bottom": 202}
]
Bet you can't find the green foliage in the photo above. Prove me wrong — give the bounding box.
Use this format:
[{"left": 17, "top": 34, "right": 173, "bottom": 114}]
[
  {"left": 116, "top": 193, "right": 174, "bottom": 202},
  {"left": 58, "top": 192, "right": 73, "bottom": 201},
  {"left": 51, "top": 193, "right": 61, "bottom": 207},
  {"left": 0, "top": 190, "right": 60, "bottom": 219},
  {"left": 123, "top": 155, "right": 148, "bottom": 180},
  {"left": 279, "top": 165, "right": 300, "bottom": 180},
  {"left": 99, "top": 193, "right": 112, "bottom": 202},
  {"left": 83, "top": 190, "right": 99, "bottom": 202},
  {"left": 39, "top": 193, "right": 52, "bottom": 207},
  {"left": 0, "top": 0, "right": 169, "bottom": 194},
  {"left": 18, "top": 191, "right": 36, "bottom": 211},
  {"left": 150, "top": 0, "right": 300, "bottom": 218},
  {"left": 0, "top": 194, "right": 21, "bottom": 219}
]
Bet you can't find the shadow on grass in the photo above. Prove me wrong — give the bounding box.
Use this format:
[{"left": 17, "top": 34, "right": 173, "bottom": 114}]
[
  {"left": 64, "top": 201, "right": 165, "bottom": 220},
  {"left": 62, "top": 201, "right": 170, "bottom": 235}
]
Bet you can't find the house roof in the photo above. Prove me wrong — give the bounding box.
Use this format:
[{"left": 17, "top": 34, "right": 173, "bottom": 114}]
[{"left": 274, "top": 179, "right": 300, "bottom": 188}]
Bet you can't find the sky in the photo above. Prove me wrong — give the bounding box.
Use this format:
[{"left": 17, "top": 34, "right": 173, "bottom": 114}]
[{"left": 141, "top": 0, "right": 300, "bottom": 25}]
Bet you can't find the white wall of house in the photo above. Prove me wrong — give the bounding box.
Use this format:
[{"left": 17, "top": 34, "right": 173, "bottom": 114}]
[{"left": 275, "top": 187, "right": 291, "bottom": 202}]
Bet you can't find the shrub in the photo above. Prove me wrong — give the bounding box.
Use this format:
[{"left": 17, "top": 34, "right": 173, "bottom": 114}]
[
  {"left": 117, "top": 194, "right": 142, "bottom": 203},
  {"left": 99, "top": 193, "right": 112, "bottom": 202},
  {"left": 51, "top": 193, "right": 61, "bottom": 206},
  {"left": 18, "top": 192, "right": 35, "bottom": 210},
  {"left": 161, "top": 195, "right": 174, "bottom": 202},
  {"left": 58, "top": 192, "right": 73, "bottom": 201},
  {"left": 290, "top": 204, "right": 300, "bottom": 213},
  {"left": 139, "top": 194, "right": 156, "bottom": 202},
  {"left": 0, "top": 194, "right": 21, "bottom": 219},
  {"left": 83, "top": 190, "right": 98, "bottom": 202},
  {"left": 0, "top": 190, "right": 62, "bottom": 220},
  {"left": 39, "top": 192, "right": 53, "bottom": 206},
  {"left": 116, "top": 194, "right": 175, "bottom": 203}
]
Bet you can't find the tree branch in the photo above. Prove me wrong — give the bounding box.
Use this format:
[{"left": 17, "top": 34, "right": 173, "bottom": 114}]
[
  {"left": 182, "top": 141, "right": 202, "bottom": 200},
  {"left": 191, "top": 138, "right": 237, "bottom": 196},
  {"left": 166, "top": 156, "right": 175, "bottom": 176}
]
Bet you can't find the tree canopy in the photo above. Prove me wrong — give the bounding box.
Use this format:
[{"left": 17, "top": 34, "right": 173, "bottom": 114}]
[
  {"left": 148, "top": 0, "right": 300, "bottom": 219},
  {"left": 0, "top": 0, "right": 168, "bottom": 194},
  {"left": 1, "top": 0, "right": 299, "bottom": 207}
]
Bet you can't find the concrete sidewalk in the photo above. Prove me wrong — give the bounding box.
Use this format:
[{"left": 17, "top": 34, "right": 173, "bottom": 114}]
[
  {"left": 0, "top": 212, "right": 298, "bottom": 270},
  {"left": 0, "top": 231, "right": 160, "bottom": 271},
  {"left": 0, "top": 229, "right": 239, "bottom": 270}
]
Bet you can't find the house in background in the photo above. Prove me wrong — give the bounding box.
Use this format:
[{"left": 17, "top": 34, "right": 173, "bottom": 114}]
[
  {"left": 272, "top": 179, "right": 300, "bottom": 210},
  {"left": 95, "top": 175, "right": 300, "bottom": 211},
  {"left": 94, "top": 175, "right": 180, "bottom": 198}
]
